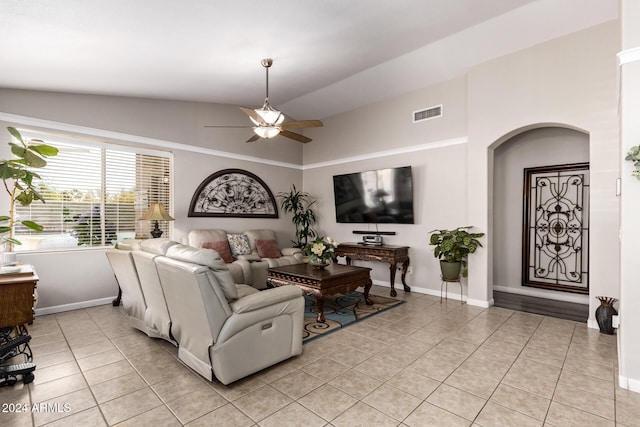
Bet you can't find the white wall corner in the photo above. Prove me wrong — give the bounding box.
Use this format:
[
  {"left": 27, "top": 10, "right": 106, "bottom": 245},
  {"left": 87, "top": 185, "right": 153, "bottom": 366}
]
[
  {"left": 619, "top": 375, "right": 640, "bottom": 393},
  {"left": 467, "top": 298, "right": 493, "bottom": 308}
]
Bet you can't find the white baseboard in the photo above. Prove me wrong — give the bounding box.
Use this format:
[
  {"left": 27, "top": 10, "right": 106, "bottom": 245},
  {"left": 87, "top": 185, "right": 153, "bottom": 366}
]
[
  {"left": 35, "top": 297, "right": 116, "bottom": 316},
  {"left": 372, "top": 280, "right": 493, "bottom": 307},
  {"left": 619, "top": 375, "right": 640, "bottom": 393},
  {"left": 587, "top": 319, "right": 599, "bottom": 330},
  {"left": 468, "top": 298, "right": 493, "bottom": 308}
]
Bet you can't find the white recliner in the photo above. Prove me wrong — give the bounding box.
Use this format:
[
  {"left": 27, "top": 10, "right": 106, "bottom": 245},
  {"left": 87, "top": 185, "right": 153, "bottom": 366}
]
[
  {"left": 129, "top": 238, "right": 179, "bottom": 343},
  {"left": 106, "top": 238, "right": 306, "bottom": 385},
  {"left": 105, "top": 248, "right": 154, "bottom": 336},
  {"left": 154, "top": 244, "right": 304, "bottom": 385}
]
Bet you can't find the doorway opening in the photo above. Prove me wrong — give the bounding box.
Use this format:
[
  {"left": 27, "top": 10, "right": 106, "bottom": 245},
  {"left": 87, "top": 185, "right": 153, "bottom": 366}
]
[{"left": 491, "top": 126, "right": 590, "bottom": 321}]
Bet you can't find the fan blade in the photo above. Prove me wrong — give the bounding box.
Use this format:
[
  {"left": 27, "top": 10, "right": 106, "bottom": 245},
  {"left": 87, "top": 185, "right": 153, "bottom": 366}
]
[
  {"left": 280, "top": 120, "right": 324, "bottom": 130},
  {"left": 246, "top": 134, "right": 261, "bottom": 143},
  {"left": 280, "top": 130, "right": 312, "bottom": 143},
  {"left": 204, "top": 125, "right": 251, "bottom": 128},
  {"left": 240, "top": 107, "right": 265, "bottom": 125}
]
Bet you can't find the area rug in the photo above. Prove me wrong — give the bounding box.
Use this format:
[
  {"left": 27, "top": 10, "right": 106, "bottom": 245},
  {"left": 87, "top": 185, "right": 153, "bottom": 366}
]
[{"left": 303, "top": 291, "right": 405, "bottom": 343}]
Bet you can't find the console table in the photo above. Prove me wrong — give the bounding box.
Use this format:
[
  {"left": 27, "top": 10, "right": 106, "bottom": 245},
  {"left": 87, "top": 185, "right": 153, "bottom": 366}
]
[
  {"left": 334, "top": 243, "right": 410, "bottom": 297},
  {"left": 0, "top": 265, "right": 39, "bottom": 328}
]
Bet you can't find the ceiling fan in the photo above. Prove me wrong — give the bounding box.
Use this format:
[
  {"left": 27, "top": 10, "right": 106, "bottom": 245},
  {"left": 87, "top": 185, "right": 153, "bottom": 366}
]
[{"left": 205, "top": 58, "right": 323, "bottom": 143}]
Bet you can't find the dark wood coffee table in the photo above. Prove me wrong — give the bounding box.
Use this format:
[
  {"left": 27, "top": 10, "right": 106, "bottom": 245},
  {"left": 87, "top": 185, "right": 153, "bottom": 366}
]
[{"left": 266, "top": 263, "right": 372, "bottom": 322}]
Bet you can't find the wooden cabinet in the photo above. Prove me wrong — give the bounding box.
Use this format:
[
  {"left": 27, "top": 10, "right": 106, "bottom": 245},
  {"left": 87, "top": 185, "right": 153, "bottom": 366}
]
[{"left": 0, "top": 266, "right": 38, "bottom": 329}]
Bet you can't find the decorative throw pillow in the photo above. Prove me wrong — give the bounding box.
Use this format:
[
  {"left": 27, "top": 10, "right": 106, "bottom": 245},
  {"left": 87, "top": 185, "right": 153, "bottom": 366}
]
[
  {"left": 201, "top": 241, "right": 233, "bottom": 264},
  {"left": 256, "top": 239, "right": 281, "bottom": 258},
  {"left": 227, "top": 233, "right": 251, "bottom": 256}
]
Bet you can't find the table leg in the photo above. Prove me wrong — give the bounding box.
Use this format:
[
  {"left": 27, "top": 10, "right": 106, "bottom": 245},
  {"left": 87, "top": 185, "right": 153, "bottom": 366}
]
[
  {"left": 389, "top": 263, "right": 398, "bottom": 297},
  {"left": 401, "top": 259, "right": 411, "bottom": 292},
  {"left": 345, "top": 256, "right": 352, "bottom": 266},
  {"left": 363, "top": 281, "right": 373, "bottom": 305},
  {"left": 316, "top": 294, "right": 326, "bottom": 323}
]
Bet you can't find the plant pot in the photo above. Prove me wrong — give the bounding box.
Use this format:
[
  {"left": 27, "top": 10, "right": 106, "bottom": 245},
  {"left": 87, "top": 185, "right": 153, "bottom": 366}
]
[
  {"left": 595, "top": 296, "right": 618, "bottom": 335},
  {"left": 439, "top": 261, "right": 461, "bottom": 280},
  {"left": 3, "top": 251, "right": 16, "bottom": 266}
]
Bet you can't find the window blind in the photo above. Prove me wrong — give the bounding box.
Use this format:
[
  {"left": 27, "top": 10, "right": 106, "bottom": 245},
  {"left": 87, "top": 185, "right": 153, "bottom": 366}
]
[{"left": 13, "top": 132, "right": 172, "bottom": 251}]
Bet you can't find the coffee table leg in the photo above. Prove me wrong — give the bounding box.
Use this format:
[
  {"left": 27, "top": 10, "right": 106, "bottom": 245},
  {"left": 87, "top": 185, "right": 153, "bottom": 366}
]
[
  {"left": 316, "top": 294, "right": 326, "bottom": 323},
  {"left": 364, "top": 281, "right": 373, "bottom": 305}
]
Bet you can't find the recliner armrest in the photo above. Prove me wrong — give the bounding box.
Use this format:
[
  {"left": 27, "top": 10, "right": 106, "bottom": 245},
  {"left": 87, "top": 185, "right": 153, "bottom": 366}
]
[
  {"left": 229, "top": 286, "right": 303, "bottom": 314},
  {"left": 281, "top": 247, "right": 303, "bottom": 256}
]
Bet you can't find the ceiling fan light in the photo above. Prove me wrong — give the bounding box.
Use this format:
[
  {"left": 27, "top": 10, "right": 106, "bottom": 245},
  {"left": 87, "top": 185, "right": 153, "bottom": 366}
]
[
  {"left": 253, "top": 126, "right": 280, "bottom": 139},
  {"left": 255, "top": 98, "right": 284, "bottom": 125},
  {"left": 255, "top": 108, "right": 283, "bottom": 125}
]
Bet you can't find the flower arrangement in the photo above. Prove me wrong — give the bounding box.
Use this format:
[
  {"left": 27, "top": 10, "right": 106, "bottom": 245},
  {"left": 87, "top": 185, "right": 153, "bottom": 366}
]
[{"left": 305, "top": 236, "right": 338, "bottom": 263}]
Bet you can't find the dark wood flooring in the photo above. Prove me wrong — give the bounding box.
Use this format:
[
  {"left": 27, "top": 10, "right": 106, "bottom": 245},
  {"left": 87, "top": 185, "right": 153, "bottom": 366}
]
[{"left": 493, "top": 291, "right": 589, "bottom": 323}]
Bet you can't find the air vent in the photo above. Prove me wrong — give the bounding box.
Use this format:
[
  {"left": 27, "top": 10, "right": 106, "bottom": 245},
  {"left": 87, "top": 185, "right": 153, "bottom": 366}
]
[{"left": 413, "top": 105, "right": 442, "bottom": 123}]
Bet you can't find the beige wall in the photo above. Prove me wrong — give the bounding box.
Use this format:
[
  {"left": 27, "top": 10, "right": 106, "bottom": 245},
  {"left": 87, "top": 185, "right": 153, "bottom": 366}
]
[
  {"left": 303, "top": 76, "right": 467, "bottom": 164},
  {"left": 619, "top": 0, "right": 640, "bottom": 393},
  {"left": 302, "top": 76, "right": 469, "bottom": 294},
  {"left": 304, "top": 144, "right": 468, "bottom": 292},
  {"left": 467, "top": 21, "right": 619, "bottom": 313},
  {"left": 0, "top": 88, "right": 303, "bottom": 165}
]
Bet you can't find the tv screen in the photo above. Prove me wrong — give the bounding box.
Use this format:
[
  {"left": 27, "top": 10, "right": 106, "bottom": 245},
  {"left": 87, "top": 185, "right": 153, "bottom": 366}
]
[{"left": 333, "top": 166, "right": 414, "bottom": 224}]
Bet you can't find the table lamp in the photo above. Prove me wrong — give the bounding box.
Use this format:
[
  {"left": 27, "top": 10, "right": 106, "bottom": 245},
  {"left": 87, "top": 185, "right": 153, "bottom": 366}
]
[{"left": 140, "top": 203, "right": 174, "bottom": 238}]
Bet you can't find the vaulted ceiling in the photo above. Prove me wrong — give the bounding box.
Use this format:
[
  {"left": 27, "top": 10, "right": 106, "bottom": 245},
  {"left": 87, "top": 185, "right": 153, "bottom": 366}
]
[{"left": 0, "top": 0, "right": 617, "bottom": 119}]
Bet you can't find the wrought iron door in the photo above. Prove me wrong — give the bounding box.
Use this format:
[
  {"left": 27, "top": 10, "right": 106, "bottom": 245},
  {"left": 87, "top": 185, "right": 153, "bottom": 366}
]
[{"left": 522, "top": 163, "right": 589, "bottom": 294}]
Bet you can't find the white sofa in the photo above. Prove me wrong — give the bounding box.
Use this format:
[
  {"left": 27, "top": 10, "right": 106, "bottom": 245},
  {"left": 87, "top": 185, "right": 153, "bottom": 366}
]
[
  {"left": 106, "top": 238, "right": 305, "bottom": 385},
  {"left": 187, "top": 229, "right": 267, "bottom": 289},
  {"left": 187, "top": 229, "right": 304, "bottom": 290}
]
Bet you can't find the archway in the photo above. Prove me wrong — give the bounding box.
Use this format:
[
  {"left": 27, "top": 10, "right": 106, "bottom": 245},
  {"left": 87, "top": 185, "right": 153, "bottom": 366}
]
[{"left": 490, "top": 125, "right": 590, "bottom": 319}]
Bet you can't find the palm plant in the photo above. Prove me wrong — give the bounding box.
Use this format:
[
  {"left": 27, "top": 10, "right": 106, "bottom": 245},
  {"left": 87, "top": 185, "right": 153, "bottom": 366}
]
[
  {"left": 0, "top": 127, "right": 58, "bottom": 251},
  {"left": 277, "top": 185, "right": 317, "bottom": 249}
]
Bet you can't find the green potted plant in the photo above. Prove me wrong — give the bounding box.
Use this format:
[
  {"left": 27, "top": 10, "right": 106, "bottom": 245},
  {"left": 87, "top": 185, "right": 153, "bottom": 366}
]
[
  {"left": 429, "top": 226, "right": 485, "bottom": 279},
  {"left": 277, "top": 184, "right": 317, "bottom": 249},
  {"left": 0, "top": 127, "right": 58, "bottom": 253},
  {"left": 625, "top": 145, "right": 640, "bottom": 179}
]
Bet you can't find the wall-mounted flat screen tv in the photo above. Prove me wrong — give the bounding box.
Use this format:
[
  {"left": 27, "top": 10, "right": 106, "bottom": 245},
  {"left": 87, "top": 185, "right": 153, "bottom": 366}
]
[{"left": 333, "top": 166, "right": 414, "bottom": 224}]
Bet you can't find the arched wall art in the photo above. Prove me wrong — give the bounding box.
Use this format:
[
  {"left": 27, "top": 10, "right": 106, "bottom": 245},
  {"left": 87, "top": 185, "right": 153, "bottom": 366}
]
[{"left": 188, "top": 169, "right": 279, "bottom": 218}]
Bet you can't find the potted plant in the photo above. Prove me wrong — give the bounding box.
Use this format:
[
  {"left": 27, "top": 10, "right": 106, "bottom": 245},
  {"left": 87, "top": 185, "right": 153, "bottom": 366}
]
[
  {"left": 305, "top": 236, "right": 338, "bottom": 269},
  {"left": 625, "top": 145, "right": 640, "bottom": 179},
  {"left": 277, "top": 184, "right": 317, "bottom": 249},
  {"left": 0, "top": 127, "right": 58, "bottom": 254},
  {"left": 429, "top": 226, "right": 485, "bottom": 279}
]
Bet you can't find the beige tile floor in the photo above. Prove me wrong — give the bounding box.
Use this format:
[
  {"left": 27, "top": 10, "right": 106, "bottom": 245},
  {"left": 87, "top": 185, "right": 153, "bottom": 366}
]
[{"left": 1, "top": 285, "right": 637, "bottom": 426}]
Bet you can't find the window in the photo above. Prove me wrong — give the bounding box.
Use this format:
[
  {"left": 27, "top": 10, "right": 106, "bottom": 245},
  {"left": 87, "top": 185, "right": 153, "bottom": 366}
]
[{"left": 13, "top": 131, "right": 172, "bottom": 251}]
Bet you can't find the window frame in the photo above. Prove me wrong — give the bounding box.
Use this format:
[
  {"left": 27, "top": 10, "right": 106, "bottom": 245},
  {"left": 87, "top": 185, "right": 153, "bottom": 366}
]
[{"left": 11, "top": 129, "right": 174, "bottom": 252}]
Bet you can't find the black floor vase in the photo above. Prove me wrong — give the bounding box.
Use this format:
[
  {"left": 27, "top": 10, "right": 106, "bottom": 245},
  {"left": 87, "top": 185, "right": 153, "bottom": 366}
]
[{"left": 595, "top": 296, "right": 618, "bottom": 335}]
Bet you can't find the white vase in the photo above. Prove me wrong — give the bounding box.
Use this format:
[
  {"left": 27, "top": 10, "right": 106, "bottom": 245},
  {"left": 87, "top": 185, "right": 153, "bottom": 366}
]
[{"left": 3, "top": 250, "right": 16, "bottom": 266}]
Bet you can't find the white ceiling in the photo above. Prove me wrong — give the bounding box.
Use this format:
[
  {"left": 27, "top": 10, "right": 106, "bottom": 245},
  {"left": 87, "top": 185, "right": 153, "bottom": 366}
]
[{"left": 0, "top": 0, "right": 618, "bottom": 120}]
